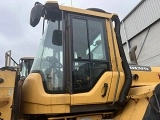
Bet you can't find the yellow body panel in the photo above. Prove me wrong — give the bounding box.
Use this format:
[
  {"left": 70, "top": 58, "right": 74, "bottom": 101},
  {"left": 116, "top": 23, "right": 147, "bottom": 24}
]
[
  {"left": 131, "top": 70, "right": 160, "bottom": 86},
  {"left": 151, "top": 66, "right": 160, "bottom": 72},
  {"left": 114, "top": 98, "right": 149, "bottom": 120},
  {"left": 71, "top": 72, "right": 124, "bottom": 105},
  {"left": 22, "top": 73, "right": 70, "bottom": 114},
  {"left": 22, "top": 102, "right": 69, "bottom": 114},
  {"left": 107, "top": 72, "right": 125, "bottom": 102},
  {"left": 106, "top": 19, "right": 123, "bottom": 72},
  {"left": 71, "top": 72, "right": 112, "bottom": 105},
  {"left": 0, "top": 69, "right": 17, "bottom": 120},
  {"left": 105, "top": 19, "right": 125, "bottom": 102},
  {"left": 59, "top": 5, "right": 113, "bottom": 19},
  {"left": 114, "top": 85, "right": 156, "bottom": 120}
]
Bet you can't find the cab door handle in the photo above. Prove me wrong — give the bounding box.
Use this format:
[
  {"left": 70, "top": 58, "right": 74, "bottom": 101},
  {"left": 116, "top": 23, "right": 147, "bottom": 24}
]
[{"left": 102, "top": 83, "right": 108, "bottom": 97}]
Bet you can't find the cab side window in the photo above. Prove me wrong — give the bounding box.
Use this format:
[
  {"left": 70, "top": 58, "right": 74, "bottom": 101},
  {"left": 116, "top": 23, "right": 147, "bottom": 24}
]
[{"left": 72, "top": 19, "right": 89, "bottom": 59}]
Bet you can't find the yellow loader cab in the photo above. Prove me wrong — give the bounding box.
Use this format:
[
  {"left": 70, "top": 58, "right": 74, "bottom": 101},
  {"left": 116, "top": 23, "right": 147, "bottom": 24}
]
[
  {"left": 23, "top": 0, "right": 129, "bottom": 116},
  {"left": 1, "top": 1, "right": 160, "bottom": 120}
]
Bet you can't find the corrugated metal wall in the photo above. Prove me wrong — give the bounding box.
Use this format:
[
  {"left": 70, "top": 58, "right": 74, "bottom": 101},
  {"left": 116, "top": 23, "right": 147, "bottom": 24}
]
[
  {"left": 120, "top": 0, "right": 160, "bottom": 44},
  {"left": 121, "top": 0, "right": 160, "bottom": 66},
  {"left": 129, "top": 21, "right": 160, "bottom": 66}
]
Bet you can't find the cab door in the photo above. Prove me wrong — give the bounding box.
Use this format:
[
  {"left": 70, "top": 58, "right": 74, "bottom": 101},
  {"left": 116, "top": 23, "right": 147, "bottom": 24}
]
[{"left": 68, "top": 14, "right": 114, "bottom": 108}]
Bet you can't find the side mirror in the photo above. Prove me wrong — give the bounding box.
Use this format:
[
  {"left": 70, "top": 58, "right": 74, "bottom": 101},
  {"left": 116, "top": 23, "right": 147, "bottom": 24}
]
[
  {"left": 52, "top": 30, "right": 62, "bottom": 46},
  {"left": 30, "top": 3, "right": 43, "bottom": 27}
]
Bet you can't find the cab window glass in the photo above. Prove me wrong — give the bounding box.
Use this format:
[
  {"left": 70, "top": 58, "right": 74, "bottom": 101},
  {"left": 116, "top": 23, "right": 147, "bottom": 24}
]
[
  {"left": 72, "top": 19, "right": 89, "bottom": 59},
  {"left": 88, "top": 20, "right": 106, "bottom": 60}
]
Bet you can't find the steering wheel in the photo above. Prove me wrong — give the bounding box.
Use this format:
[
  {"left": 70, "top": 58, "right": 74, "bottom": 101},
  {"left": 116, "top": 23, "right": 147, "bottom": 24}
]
[{"left": 46, "top": 56, "right": 63, "bottom": 68}]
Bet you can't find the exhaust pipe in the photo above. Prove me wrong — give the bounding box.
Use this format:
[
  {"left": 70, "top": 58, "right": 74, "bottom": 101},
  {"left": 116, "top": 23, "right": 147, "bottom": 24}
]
[{"left": 111, "top": 15, "right": 132, "bottom": 104}]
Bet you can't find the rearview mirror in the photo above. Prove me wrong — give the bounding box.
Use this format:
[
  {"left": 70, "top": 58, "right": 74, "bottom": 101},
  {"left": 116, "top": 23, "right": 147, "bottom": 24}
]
[
  {"left": 52, "top": 30, "right": 62, "bottom": 46},
  {"left": 30, "top": 3, "right": 43, "bottom": 27}
]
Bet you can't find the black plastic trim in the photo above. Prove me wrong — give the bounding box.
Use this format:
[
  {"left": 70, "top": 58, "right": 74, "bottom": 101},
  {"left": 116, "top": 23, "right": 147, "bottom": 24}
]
[
  {"left": 11, "top": 71, "right": 20, "bottom": 120},
  {"left": 70, "top": 103, "right": 122, "bottom": 113},
  {"left": 0, "top": 66, "right": 17, "bottom": 71},
  {"left": 63, "top": 11, "right": 71, "bottom": 93}
]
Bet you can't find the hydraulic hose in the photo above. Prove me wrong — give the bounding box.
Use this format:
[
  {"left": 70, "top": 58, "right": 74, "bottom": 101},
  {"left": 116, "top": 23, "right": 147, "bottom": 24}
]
[{"left": 111, "top": 15, "right": 132, "bottom": 104}]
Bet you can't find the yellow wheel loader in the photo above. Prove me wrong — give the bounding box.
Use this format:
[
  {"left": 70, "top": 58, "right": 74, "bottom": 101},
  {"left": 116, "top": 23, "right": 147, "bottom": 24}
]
[{"left": 0, "top": 1, "right": 160, "bottom": 120}]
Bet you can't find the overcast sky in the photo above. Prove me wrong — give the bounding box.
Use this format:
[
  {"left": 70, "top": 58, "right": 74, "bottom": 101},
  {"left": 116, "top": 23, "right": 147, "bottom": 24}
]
[{"left": 0, "top": 0, "right": 141, "bottom": 67}]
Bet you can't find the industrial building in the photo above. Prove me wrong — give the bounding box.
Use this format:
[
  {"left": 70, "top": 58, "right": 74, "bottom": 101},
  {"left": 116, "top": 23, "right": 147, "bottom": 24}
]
[{"left": 120, "top": 0, "right": 160, "bottom": 66}]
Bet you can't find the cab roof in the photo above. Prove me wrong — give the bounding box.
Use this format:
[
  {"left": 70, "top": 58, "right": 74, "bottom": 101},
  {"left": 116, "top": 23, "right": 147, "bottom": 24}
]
[{"left": 45, "top": 1, "right": 115, "bottom": 19}]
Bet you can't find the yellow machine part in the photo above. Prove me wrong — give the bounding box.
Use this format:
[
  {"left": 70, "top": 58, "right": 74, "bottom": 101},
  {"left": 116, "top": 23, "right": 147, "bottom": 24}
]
[
  {"left": 114, "top": 85, "right": 155, "bottom": 120},
  {"left": 21, "top": 70, "right": 125, "bottom": 114},
  {"left": 0, "top": 69, "right": 17, "bottom": 120},
  {"left": 22, "top": 73, "right": 70, "bottom": 114},
  {"left": 71, "top": 72, "right": 125, "bottom": 105}
]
